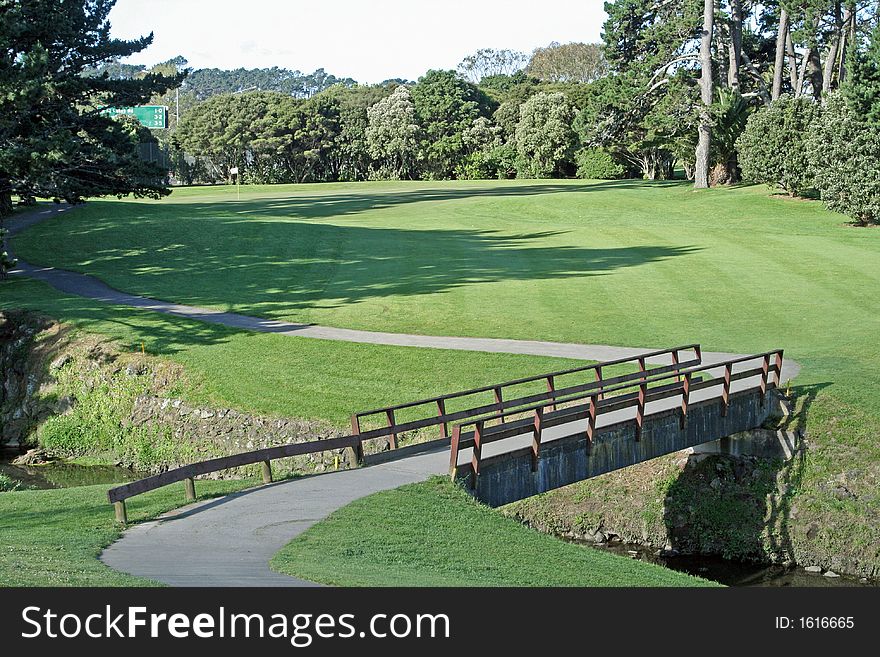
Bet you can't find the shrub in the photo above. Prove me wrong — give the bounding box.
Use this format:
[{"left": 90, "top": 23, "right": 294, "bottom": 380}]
[
  {"left": 514, "top": 92, "right": 577, "bottom": 178},
  {"left": 807, "top": 93, "right": 880, "bottom": 225},
  {"left": 575, "top": 148, "right": 625, "bottom": 179},
  {"left": 736, "top": 95, "right": 820, "bottom": 197}
]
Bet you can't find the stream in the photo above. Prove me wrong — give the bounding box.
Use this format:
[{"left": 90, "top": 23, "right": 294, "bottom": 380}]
[
  {"left": 0, "top": 457, "right": 142, "bottom": 490},
  {"left": 572, "top": 537, "right": 877, "bottom": 588}
]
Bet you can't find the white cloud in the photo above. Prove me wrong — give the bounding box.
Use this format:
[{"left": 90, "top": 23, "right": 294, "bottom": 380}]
[{"left": 108, "top": 0, "right": 608, "bottom": 82}]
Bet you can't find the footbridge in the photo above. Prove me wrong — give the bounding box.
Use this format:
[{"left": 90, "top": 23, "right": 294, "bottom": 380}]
[{"left": 108, "top": 344, "right": 787, "bottom": 515}]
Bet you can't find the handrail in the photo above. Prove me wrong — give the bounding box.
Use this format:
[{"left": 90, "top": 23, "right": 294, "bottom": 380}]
[
  {"left": 351, "top": 345, "right": 701, "bottom": 447},
  {"left": 107, "top": 345, "right": 704, "bottom": 522},
  {"left": 449, "top": 350, "right": 784, "bottom": 484},
  {"left": 107, "top": 435, "right": 361, "bottom": 523}
]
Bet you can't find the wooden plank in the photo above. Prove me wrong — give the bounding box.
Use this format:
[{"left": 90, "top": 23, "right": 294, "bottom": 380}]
[
  {"left": 721, "top": 363, "right": 732, "bottom": 417},
  {"left": 108, "top": 434, "right": 361, "bottom": 503},
  {"left": 352, "top": 357, "right": 701, "bottom": 442},
  {"left": 352, "top": 344, "right": 700, "bottom": 417},
  {"left": 470, "top": 421, "right": 484, "bottom": 489},
  {"left": 680, "top": 373, "right": 691, "bottom": 429},
  {"left": 184, "top": 477, "right": 196, "bottom": 502},
  {"left": 449, "top": 425, "right": 461, "bottom": 478},
  {"left": 531, "top": 408, "right": 543, "bottom": 472}
]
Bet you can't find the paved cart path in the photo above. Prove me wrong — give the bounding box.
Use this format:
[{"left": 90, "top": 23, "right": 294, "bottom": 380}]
[{"left": 5, "top": 204, "right": 802, "bottom": 586}]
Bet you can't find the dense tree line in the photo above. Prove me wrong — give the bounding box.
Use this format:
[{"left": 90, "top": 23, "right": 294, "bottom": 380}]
[{"left": 4, "top": 0, "right": 879, "bottom": 226}]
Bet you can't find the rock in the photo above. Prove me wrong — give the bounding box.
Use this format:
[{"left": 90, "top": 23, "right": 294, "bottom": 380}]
[
  {"left": 12, "top": 448, "right": 56, "bottom": 465},
  {"left": 804, "top": 565, "right": 823, "bottom": 573},
  {"left": 710, "top": 477, "right": 722, "bottom": 490},
  {"left": 49, "top": 354, "right": 72, "bottom": 371},
  {"left": 124, "top": 362, "right": 147, "bottom": 376},
  {"left": 824, "top": 570, "right": 840, "bottom": 578}
]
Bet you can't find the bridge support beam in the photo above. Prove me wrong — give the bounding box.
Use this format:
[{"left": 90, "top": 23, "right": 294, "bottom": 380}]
[{"left": 456, "top": 388, "right": 783, "bottom": 508}]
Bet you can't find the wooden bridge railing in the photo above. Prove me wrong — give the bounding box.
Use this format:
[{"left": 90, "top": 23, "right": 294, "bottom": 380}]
[
  {"left": 107, "top": 345, "right": 702, "bottom": 522},
  {"left": 449, "top": 350, "right": 784, "bottom": 488},
  {"left": 350, "top": 344, "right": 701, "bottom": 448}
]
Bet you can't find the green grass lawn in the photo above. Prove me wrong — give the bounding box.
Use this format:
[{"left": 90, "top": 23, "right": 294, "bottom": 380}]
[
  {"left": 270, "top": 477, "right": 715, "bottom": 587},
  {"left": 4, "top": 178, "right": 880, "bottom": 584},
  {"left": 0, "top": 278, "right": 590, "bottom": 425},
  {"left": 0, "top": 477, "right": 261, "bottom": 586},
  {"left": 12, "top": 179, "right": 880, "bottom": 416}
]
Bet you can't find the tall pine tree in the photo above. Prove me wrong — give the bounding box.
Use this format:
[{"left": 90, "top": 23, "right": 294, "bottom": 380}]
[{"left": 0, "top": 0, "right": 184, "bottom": 217}]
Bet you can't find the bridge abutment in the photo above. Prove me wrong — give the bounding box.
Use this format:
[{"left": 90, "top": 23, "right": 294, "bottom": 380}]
[{"left": 458, "top": 388, "right": 787, "bottom": 508}]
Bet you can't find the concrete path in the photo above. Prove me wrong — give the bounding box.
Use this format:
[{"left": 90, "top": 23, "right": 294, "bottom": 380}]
[
  {"left": 101, "top": 449, "right": 451, "bottom": 586},
  {"left": 4, "top": 205, "right": 800, "bottom": 380},
  {"left": 6, "top": 203, "right": 803, "bottom": 586}
]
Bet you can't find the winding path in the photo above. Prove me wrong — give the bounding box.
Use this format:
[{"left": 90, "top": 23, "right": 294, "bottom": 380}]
[{"left": 5, "top": 203, "right": 802, "bottom": 586}]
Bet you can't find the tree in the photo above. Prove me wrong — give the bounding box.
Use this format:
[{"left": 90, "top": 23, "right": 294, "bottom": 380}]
[
  {"left": 694, "top": 0, "right": 715, "bottom": 189},
  {"left": 411, "top": 70, "right": 492, "bottom": 179},
  {"left": 174, "top": 92, "right": 282, "bottom": 181},
  {"left": 317, "top": 84, "right": 392, "bottom": 181},
  {"left": 843, "top": 20, "right": 880, "bottom": 123},
  {"left": 0, "top": 0, "right": 183, "bottom": 217},
  {"left": 807, "top": 92, "right": 880, "bottom": 224},
  {"left": 366, "top": 86, "right": 422, "bottom": 180},
  {"left": 514, "top": 92, "right": 578, "bottom": 178},
  {"left": 457, "top": 49, "right": 528, "bottom": 83},
  {"left": 736, "top": 95, "right": 820, "bottom": 196},
  {"left": 526, "top": 42, "right": 608, "bottom": 83}
]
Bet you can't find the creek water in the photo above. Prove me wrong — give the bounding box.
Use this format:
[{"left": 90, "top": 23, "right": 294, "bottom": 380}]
[
  {"left": 0, "top": 457, "right": 141, "bottom": 490},
  {"left": 572, "top": 537, "right": 876, "bottom": 588}
]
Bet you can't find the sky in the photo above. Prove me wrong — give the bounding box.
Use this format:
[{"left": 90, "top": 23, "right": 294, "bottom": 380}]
[{"left": 107, "top": 0, "right": 609, "bottom": 83}]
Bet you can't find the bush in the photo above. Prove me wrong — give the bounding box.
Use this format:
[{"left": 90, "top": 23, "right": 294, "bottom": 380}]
[
  {"left": 736, "top": 95, "right": 820, "bottom": 197},
  {"left": 807, "top": 93, "right": 880, "bottom": 225},
  {"left": 0, "top": 473, "right": 24, "bottom": 492},
  {"left": 575, "top": 148, "right": 625, "bottom": 179},
  {"left": 514, "top": 92, "right": 577, "bottom": 178}
]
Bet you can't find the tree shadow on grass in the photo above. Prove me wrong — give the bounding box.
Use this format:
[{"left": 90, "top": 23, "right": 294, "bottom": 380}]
[{"left": 28, "top": 193, "right": 702, "bottom": 321}]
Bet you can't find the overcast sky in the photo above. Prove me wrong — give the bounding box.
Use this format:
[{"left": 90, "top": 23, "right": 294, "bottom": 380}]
[{"left": 107, "top": 0, "right": 608, "bottom": 83}]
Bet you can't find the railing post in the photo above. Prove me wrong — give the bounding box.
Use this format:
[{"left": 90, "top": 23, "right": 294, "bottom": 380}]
[
  {"left": 760, "top": 354, "right": 770, "bottom": 407},
  {"left": 184, "top": 477, "right": 196, "bottom": 502},
  {"left": 638, "top": 356, "right": 646, "bottom": 381},
  {"left": 587, "top": 393, "right": 598, "bottom": 451},
  {"left": 680, "top": 372, "right": 691, "bottom": 429},
  {"left": 494, "top": 386, "right": 505, "bottom": 423},
  {"left": 531, "top": 408, "right": 543, "bottom": 472},
  {"left": 595, "top": 366, "right": 605, "bottom": 401},
  {"left": 470, "top": 420, "right": 484, "bottom": 490},
  {"left": 351, "top": 414, "right": 365, "bottom": 464},
  {"left": 722, "top": 363, "right": 732, "bottom": 417},
  {"left": 449, "top": 425, "right": 461, "bottom": 479},
  {"left": 774, "top": 351, "right": 784, "bottom": 387},
  {"left": 545, "top": 376, "right": 557, "bottom": 412},
  {"left": 385, "top": 409, "right": 398, "bottom": 450},
  {"left": 436, "top": 398, "right": 448, "bottom": 439},
  {"left": 635, "top": 379, "right": 646, "bottom": 442},
  {"left": 261, "top": 460, "right": 273, "bottom": 484},
  {"left": 672, "top": 350, "right": 681, "bottom": 382},
  {"left": 114, "top": 500, "right": 127, "bottom": 524}
]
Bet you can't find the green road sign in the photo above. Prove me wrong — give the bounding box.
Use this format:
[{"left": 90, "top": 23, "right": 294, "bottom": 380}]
[{"left": 102, "top": 105, "right": 168, "bottom": 129}]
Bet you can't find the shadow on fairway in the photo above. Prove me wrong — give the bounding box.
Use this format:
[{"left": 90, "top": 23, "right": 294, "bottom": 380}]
[
  {"left": 30, "top": 180, "right": 702, "bottom": 320},
  {"left": 200, "top": 179, "right": 691, "bottom": 221}
]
